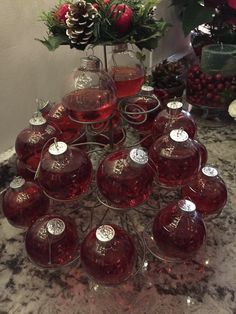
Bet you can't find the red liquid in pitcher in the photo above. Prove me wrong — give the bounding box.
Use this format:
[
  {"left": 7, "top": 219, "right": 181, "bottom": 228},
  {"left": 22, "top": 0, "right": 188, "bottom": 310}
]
[
  {"left": 63, "top": 89, "right": 116, "bottom": 123},
  {"left": 111, "top": 67, "right": 144, "bottom": 98}
]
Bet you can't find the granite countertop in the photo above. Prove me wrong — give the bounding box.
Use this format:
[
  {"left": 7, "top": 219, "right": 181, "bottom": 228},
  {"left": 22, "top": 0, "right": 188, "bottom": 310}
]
[{"left": 0, "top": 116, "right": 236, "bottom": 314}]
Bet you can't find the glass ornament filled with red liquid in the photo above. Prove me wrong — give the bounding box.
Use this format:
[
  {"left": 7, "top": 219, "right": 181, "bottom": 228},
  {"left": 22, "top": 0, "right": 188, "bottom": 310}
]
[
  {"left": 38, "top": 100, "right": 85, "bottom": 145},
  {"left": 152, "top": 101, "right": 197, "bottom": 140},
  {"left": 87, "top": 110, "right": 126, "bottom": 146},
  {"left": 109, "top": 44, "right": 145, "bottom": 98},
  {"left": 37, "top": 141, "right": 92, "bottom": 201},
  {"left": 149, "top": 129, "right": 201, "bottom": 188},
  {"left": 119, "top": 85, "right": 161, "bottom": 132},
  {"left": 182, "top": 166, "right": 227, "bottom": 218},
  {"left": 193, "top": 139, "right": 208, "bottom": 167},
  {"left": 80, "top": 224, "right": 136, "bottom": 285},
  {"left": 25, "top": 215, "right": 80, "bottom": 268},
  {"left": 97, "top": 148, "right": 154, "bottom": 209},
  {"left": 63, "top": 56, "right": 117, "bottom": 123},
  {"left": 2, "top": 177, "right": 49, "bottom": 228},
  {"left": 15, "top": 113, "right": 60, "bottom": 173},
  {"left": 16, "top": 158, "right": 36, "bottom": 181},
  {"left": 152, "top": 199, "right": 206, "bottom": 260}
]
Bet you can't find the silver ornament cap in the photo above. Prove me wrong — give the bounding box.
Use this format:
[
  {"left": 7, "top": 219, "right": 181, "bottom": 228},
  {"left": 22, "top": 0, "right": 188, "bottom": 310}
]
[
  {"left": 46, "top": 218, "right": 65, "bottom": 236},
  {"left": 96, "top": 225, "right": 115, "bottom": 242},
  {"left": 129, "top": 148, "right": 148, "bottom": 165},
  {"left": 10, "top": 177, "right": 25, "bottom": 189},
  {"left": 202, "top": 166, "right": 218, "bottom": 177},
  {"left": 49, "top": 141, "right": 68, "bottom": 156},
  {"left": 178, "top": 199, "right": 196, "bottom": 212},
  {"left": 170, "top": 129, "right": 189, "bottom": 142}
]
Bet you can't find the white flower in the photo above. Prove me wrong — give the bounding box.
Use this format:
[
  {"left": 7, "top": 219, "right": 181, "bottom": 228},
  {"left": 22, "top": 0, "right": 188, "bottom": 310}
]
[{"left": 228, "top": 99, "right": 236, "bottom": 118}]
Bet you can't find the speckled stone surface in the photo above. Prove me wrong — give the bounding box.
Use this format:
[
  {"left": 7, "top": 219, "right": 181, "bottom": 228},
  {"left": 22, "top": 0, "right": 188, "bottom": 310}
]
[{"left": 0, "top": 116, "right": 236, "bottom": 314}]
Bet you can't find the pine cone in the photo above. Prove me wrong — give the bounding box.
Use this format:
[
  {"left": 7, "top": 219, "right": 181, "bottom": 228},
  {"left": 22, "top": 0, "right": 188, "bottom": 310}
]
[{"left": 66, "top": 0, "right": 97, "bottom": 49}]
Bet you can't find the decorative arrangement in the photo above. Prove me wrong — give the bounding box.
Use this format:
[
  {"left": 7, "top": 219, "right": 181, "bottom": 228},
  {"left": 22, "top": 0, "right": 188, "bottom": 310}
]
[
  {"left": 0, "top": 0, "right": 232, "bottom": 286},
  {"left": 38, "top": 0, "right": 168, "bottom": 51}
]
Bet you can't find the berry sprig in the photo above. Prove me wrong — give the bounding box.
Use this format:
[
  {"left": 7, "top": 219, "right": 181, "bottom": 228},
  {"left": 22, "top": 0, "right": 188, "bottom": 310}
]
[{"left": 186, "top": 65, "right": 236, "bottom": 108}]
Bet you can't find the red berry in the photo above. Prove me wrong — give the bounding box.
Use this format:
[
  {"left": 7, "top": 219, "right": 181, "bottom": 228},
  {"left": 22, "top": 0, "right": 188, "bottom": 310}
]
[
  {"left": 217, "top": 83, "right": 224, "bottom": 91},
  {"left": 215, "top": 73, "right": 222, "bottom": 81},
  {"left": 207, "top": 84, "right": 214, "bottom": 90},
  {"left": 192, "top": 65, "right": 200, "bottom": 73},
  {"left": 110, "top": 4, "right": 133, "bottom": 35},
  {"left": 227, "top": 0, "right": 236, "bottom": 10},
  {"left": 54, "top": 3, "right": 69, "bottom": 23},
  {"left": 214, "top": 95, "right": 220, "bottom": 102},
  {"left": 206, "top": 93, "right": 213, "bottom": 99},
  {"left": 206, "top": 75, "right": 213, "bottom": 82}
]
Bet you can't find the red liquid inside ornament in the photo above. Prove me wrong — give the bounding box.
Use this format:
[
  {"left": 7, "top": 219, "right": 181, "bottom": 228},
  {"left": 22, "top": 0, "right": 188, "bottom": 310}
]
[
  {"left": 25, "top": 215, "right": 79, "bottom": 268},
  {"left": 2, "top": 177, "right": 49, "bottom": 228},
  {"left": 37, "top": 142, "right": 92, "bottom": 201},
  {"left": 97, "top": 148, "right": 154, "bottom": 208},
  {"left": 152, "top": 101, "right": 197, "bottom": 140},
  {"left": 15, "top": 116, "right": 59, "bottom": 172},
  {"left": 47, "top": 102, "right": 85, "bottom": 144},
  {"left": 153, "top": 199, "right": 206, "bottom": 260},
  {"left": 182, "top": 166, "right": 227, "bottom": 218},
  {"left": 16, "top": 158, "right": 36, "bottom": 181},
  {"left": 193, "top": 140, "right": 208, "bottom": 167},
  {"left": 80, "top": 224, "right": 136, "bottom": 285},
  {"left": 63, "top": 89, "right": 116, "bottom": 123},
  {"left": 149, "top": 129, "right": 200, "bottom": 188},
  {"left": 111, "top": 67, "right": 144, "bottom": 98},
  {"left": 119, "top": 91, "right": 161, "bottom": 132},
  {"left": 89, "top": 111, "right": 126, "bottom": 146}
]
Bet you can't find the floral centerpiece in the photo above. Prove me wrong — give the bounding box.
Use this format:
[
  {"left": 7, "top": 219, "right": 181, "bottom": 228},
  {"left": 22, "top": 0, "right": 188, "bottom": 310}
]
[{"left": 38, "top": 0, "right": 168, "bottom": 51}]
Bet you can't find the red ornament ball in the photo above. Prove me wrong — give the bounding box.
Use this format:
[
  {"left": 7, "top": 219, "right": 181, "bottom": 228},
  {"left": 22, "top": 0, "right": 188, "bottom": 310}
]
[
  {"left": 80, "top": 224, "right": 136, "bottom": 285},
  {"left": 110, "top": 4, "right": 133, "bottom": 35},
  {"left": 54, "top": 3, "right": 70, "bottom": 23},
  {"left": 25, "top": 215, "right": 80, "bottom": 268},
  {"left": 153, "top": 199, "right": 206, "bottom": 260},
  {"left": 37, "top": 141, "right": 92, "bottom": 201},
  {"left": 97, "top": 148, "right": 154, "bottom": 208},
  {"left": 182, "top": 166, "right": 227, "bottom": 218},
  {"left": 2, "top": 177, "right": 50, "bottom": 229}
]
